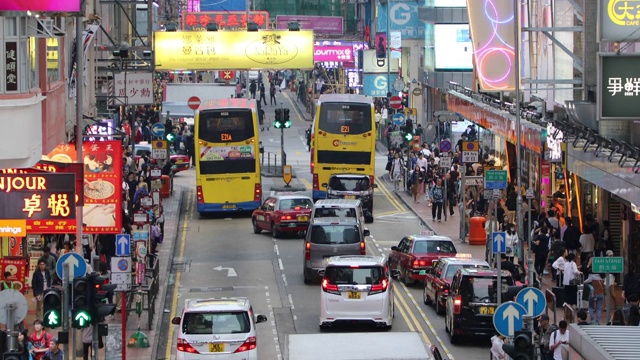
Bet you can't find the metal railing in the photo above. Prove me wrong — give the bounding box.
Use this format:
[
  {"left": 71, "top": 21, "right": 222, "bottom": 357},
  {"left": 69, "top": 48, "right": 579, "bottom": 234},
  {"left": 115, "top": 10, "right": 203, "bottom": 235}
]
[
  {"left": 261, "top": 151, "right": 281, "bottom": 175},
  {"left": 126, "top": 256, "right": 160, "bottom": 330}
]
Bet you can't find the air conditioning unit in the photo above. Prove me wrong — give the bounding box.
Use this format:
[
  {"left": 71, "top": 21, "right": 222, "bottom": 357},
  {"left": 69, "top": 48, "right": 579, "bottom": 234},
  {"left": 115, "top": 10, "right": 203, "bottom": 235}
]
[{"left": 28, "top": 18, "right": 54, "bottom": 38}]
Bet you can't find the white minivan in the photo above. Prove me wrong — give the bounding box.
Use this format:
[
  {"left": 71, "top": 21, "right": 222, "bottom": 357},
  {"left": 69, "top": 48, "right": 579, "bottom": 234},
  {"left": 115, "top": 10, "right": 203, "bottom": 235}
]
[
  {"left": 318, "top": 255, "right": 399, "bottom": 330},
  {"left": 172, "top": 297, "right": 267, "bottom": 360}
]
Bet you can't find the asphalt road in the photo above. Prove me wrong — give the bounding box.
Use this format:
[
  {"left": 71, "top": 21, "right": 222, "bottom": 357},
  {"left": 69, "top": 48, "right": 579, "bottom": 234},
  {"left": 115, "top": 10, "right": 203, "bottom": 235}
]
[{"left": 161, "top": 99, "right": 492, "bottom": 360}]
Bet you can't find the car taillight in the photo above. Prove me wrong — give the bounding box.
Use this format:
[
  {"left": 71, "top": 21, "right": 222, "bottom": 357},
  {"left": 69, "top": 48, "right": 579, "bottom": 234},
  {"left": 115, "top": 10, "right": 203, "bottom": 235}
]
[
  {"left": 312, "top": 173, "right": 319, "bottom": 190},
  {"left": 177, "top": 338, "right": 199, "bottom": 353},
  {"left": 369, "top": 175, "right": 375, "bottom": 188},
  {"left": 305, "top": 242, "right": 311, "bottom": 261},
  {"left": 359, "top": 241, "right": 366, "bottom": 255},
  {"left": 254, "top": 183, "right": 261, "bottom": 202},
  {"left": 281, "top": 214, "right": 293, "bottom": 221},
  {"left": 369, "top": 279, "right": 388, "bottom": 295},
  {"left": 234, "top": 336, "right": 257, "bottom": 353},
  {"left": 196, "top": 186, "right": 203, "bottom": 204},
  {"left": 412, "top": 259, "right": 428, "bottom": 267},
  {"left": 322, "top": 279, "right": 340, "bottom": 295},
  {"left": 453, "top": 295, "right": 462, "bottom": 314}
]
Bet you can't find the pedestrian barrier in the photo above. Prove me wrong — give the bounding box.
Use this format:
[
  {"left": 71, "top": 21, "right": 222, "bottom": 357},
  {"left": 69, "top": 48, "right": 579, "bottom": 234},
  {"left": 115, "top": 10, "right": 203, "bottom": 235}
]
[
  {"left": 563, "top": 302, "right": 575, "bottom": 323},
  {"left": 126, "top": 256, "right": 160, "bottom": 330},
  {"left": 545, "top": 289, "right": 557, "bottom": 324},
  {"left": 262, "top": 152, "right": 281, "bottom": 175}
]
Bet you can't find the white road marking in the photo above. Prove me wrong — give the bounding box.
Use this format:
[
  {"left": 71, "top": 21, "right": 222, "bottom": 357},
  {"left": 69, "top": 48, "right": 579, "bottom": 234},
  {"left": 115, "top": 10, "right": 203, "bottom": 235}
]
[
  {"left": 278, "top": 259, "right": 284, "bottom": 270},
  {"left": 288, "top": 294, "right": 295, "bottom": 309},
  {"left": 274, "top": 244, "right": 280, "bottom": 256}
]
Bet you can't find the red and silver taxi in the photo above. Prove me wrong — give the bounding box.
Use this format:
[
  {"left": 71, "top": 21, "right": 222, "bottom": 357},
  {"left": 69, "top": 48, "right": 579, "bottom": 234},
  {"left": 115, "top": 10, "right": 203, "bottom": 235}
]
[
  {"left": 252, "top": 194, "right": 313, "bottom": 238},
  {"left": 387, "top": 231, "right": 457, "bottom": 286},
  {"left": 422, "top": 255, "right": 489, "bottom": 314}
]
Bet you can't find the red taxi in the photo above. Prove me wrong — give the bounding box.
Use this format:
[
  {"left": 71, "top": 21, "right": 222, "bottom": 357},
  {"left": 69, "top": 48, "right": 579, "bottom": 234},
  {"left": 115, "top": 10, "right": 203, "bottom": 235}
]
[
  {"left": 387, "top": 232, "right": 457, "bottom": 286},
  {"left": 134, "top": 143, "right": 191, "bottom": 173},
  {"left": 252, "top": 195, "right": 313, "bottom": 238},
  {"left": 422, "top": 255, "right": 490, "bottom": 314}
]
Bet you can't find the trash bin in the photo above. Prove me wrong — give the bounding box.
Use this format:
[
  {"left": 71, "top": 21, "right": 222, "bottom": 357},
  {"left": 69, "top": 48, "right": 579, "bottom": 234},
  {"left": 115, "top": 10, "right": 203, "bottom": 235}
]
[
  {"left": 161, "top": 175, "right": 171, "bottom": 198},
  {"left": 468, "top": 216, "right": 486, "bottom": 245}
]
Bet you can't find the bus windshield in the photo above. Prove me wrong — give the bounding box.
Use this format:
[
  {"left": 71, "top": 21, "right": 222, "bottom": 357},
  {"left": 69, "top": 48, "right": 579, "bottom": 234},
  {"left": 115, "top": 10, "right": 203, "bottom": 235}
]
[
  {"left": 198, "top": 109, "right": 255, "bottom": 143},
  {"left": 318, "top": 103, "right": 372, "bottom": 134}
]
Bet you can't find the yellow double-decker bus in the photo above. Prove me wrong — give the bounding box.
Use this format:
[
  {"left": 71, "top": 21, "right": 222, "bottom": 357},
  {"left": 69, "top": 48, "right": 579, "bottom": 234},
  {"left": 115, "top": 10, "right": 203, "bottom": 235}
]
[
  {"left": 194, "top": 98, "right": 261, "bottom": 214},
  {"left": 310, "top": 94, "right": 376, "bottom": 201}
]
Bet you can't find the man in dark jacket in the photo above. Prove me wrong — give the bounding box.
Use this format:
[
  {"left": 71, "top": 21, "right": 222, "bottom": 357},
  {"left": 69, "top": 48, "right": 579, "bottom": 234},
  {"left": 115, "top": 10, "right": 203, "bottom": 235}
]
[
  {"left": 32, "top": 260, "right": 51, "bottom": 321},
  {"left": 562, "top": 218, "right": 581, "bottom": 255}
]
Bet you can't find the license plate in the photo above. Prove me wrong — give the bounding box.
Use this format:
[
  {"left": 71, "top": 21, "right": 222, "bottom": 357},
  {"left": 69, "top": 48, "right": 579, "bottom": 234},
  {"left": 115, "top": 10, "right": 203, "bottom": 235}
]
[
  {"left": 297, "top": 215, "right": 309, "bottom": 221},
  {"left": 478, "top": 306, "right": 495, "bottom": 315},
  {"left": 209, "top": 343, "right": 224, "bottom": 352},
  {"left": 222, "top": 204, "right": 236, "bottom": 209},
  {"left": 289, "top": 223, "right": 296, "bottom": 227},
  {"left": 347, "top": 291, "right": 361, "bottom": 299},
  {"left": 344, "top": 195, "right": 356, "bottom": 199},
  {"left": 177, "top": 159, "right": 184, "bottom": 163}
]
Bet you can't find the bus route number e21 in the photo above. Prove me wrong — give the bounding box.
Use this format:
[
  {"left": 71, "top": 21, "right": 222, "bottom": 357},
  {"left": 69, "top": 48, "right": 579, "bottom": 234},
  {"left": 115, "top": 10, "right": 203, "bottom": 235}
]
[
  {"left": 221, "top": 133, "right": 232, "bottom": 141},
  {"left": 340, "top": 126, "right": 350, "bottom": 133}
]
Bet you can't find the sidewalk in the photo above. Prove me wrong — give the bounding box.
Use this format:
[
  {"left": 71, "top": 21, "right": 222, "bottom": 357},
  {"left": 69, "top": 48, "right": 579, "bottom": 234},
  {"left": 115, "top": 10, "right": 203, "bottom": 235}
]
[{"left": 377, "top": 141, "right": 622, "bottom": 326}]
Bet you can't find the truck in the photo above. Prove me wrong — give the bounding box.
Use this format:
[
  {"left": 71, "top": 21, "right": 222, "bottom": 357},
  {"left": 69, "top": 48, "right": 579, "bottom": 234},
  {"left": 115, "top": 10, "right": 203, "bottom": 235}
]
[{"left": 286, "top": 332, "right": 444, "bottom": 360}]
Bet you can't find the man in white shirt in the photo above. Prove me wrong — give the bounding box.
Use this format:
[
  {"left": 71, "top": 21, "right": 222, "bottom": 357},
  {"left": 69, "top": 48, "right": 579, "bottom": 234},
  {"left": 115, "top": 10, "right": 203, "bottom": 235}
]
[
  {"left": 548, "top": 320, "right": 569, "bottom": 360},
  {"left": 415, "top": 152, "right": 429, "bottom": 171},
  {"left": 420, "top": 143, "right": 432, "bottom": 159}
]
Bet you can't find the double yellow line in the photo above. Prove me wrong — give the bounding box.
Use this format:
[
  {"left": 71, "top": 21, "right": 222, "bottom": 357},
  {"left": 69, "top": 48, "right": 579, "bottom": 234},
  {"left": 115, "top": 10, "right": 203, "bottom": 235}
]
[
  {"left": 375, "top": 175, "right": 404, "bottom": 212},
  {"left": 164, "top": 189, "right": 195, "bottom": 360}
]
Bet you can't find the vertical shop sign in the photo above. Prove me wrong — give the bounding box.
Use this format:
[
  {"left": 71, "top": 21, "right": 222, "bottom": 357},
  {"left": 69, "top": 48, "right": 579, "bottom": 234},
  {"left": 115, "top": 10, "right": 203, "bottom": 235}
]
[{"left": 5, "top": 41, "right": 18, "bottom": 91}]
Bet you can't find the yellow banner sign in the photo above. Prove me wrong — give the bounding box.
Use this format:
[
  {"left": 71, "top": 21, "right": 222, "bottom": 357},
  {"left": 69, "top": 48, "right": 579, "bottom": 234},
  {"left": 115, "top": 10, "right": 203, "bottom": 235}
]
[
  {"left": 0, "top": 220, "right": 27, "bottom": 237},
  {"left": 154, "top": 30, "right": 314, "bottom": 70}
]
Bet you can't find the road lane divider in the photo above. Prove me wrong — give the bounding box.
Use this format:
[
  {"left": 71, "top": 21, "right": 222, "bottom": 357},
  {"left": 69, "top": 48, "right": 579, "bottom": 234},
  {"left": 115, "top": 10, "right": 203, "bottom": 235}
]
[
  {"left": 164, "top": 189, "right": 195, "bottom": 359},
  {"left": 393, "top": 294, "right": 416, "bottom": 332},
  {"left": 394, "top": 288, "right": 432, "bottom": 346},
  {"left": 375, "top": 176, "right": 403, "bottom": 212}
]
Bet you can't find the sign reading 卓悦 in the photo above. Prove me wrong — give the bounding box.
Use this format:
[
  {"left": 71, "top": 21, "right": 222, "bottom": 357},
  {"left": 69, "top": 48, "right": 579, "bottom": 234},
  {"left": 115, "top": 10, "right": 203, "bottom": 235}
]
[
  {"left": 599, "top": 0, "right": 640, "bottom": 41},
  {"left": 0, "top": 173, "right": 76, "bottom": 221},
  {"left": 0, "top": 220, "right": 27, "bottom": 237},
  {"left": 598, "top": 54, "right": 640, "bottom": 119},
  {"left": 154, "top": 30, "right": 314, "bottom": 70}
]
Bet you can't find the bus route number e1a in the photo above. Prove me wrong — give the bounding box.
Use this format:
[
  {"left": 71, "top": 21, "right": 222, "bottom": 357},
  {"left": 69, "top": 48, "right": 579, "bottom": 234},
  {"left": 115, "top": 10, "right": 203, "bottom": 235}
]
[
  {"left": 341, "top": 126, "right": 350, "bottom": 133},
  {"left": 221, "top": 133, "right": 232, "bottom": 141}
]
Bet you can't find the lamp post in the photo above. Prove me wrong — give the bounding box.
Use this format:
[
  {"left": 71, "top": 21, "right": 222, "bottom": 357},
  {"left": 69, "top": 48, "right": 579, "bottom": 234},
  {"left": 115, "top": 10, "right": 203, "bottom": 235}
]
[{"left": 514, "top": 0, "right": 524, "bottom": 267}]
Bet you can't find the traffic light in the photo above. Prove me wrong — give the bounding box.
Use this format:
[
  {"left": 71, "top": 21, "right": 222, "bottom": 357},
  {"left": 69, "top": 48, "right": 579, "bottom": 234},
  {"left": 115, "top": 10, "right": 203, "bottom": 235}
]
[
  {"left": 283, "top": 108, "right": 291, "bottom": 128},
  {"left": 401, "top": 91, "right": 409, "bottom": 108},
  {"left": 165, "top": 131, "right": 175, "bottom": 142},
  {"left": 273, "top": 108, "right": 283, "bottom": 129},
  {"left": 502, "top": 330, "right": 534, "bottom": 360},
  {"left": 3, "top": 352, "right": 21, "bottom": 360},
  {"left": 403, "top": 131, "right": 413, "bottom": 143},
  {"left": 72, "top": 277, "right": 91, "bottom": 329},
  {"left": 43, "top": 288, "right": 62, "bottom": 328},
  {"left": 88, "top": 273, "right": 117, "bottom": 324}
]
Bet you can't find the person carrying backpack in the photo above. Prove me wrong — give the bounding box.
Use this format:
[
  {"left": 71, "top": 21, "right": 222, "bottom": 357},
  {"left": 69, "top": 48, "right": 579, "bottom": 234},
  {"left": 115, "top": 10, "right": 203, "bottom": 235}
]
[
  {"left": 429, "top": 178, "right": 445, "bottom": 222},
  {"left": 536, "top": 314, "right": 558, "bottom": 360}
]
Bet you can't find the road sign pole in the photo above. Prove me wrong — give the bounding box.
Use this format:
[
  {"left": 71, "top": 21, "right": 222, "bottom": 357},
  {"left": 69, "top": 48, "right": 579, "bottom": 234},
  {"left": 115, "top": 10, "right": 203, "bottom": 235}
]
[
  {"left": 497, "top": 240, "right": 502, "bottom": 305},
  {"left": 459, "top": 159, "right": 466, "bottom": 243},
  {"left": 63, "top": 262, "right": 70, "bottom": 360}
]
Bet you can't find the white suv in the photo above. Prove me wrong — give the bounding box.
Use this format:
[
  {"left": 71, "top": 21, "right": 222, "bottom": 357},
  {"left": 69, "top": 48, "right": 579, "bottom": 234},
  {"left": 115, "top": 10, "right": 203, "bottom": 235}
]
[
  {"left": 172, "top": 297, "right": 267, "bottom": 359},
  {"left": 318, "top": 255, "right": 399, "bottom": 330}
]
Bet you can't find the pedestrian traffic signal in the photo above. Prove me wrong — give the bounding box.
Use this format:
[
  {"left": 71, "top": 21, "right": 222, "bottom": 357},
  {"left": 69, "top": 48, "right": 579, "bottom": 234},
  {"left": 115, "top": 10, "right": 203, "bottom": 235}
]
[
  {"left": 283, "top": 109, "right": 291, "bottom": 128},
  {"left": 3, "top": 351, "right": 22, "bottom": 360},
  {"left": 273, "top": 108, "right": 283, "bottom": 129},
  {"left": 502, "top": 330, "right": 534, "bottom": 360},
  {"left": 88, "top": 273, "right": 117, "bottom": 324},
  {"left": 43, "top": 288, "right": 62, "bottom": 328},
  {"left": 72, "top": 277, "right": 90, "bottom": 329}
]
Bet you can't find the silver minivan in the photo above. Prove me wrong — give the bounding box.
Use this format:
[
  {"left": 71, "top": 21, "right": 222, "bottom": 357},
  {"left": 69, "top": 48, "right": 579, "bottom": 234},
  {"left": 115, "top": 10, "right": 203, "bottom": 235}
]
[
  {"left": 311, "top": 199, "right": 365, "bottom": 225},
  {"left": 303, "top": 217, "right": 369, "bottom": 284}
]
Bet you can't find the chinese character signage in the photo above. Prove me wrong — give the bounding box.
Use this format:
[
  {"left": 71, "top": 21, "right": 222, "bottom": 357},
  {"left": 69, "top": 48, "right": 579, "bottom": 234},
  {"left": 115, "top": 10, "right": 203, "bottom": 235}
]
[
  {"left": 600, "top": 0, "right": 640, "bottom": 41},
  {"left": 114, "top": 72, "right": 154, "bottom": 105},
  {"left": 276, "top": 15, "right": 343, "bottom": 35},
  {"left": 0, "top": 257, "right": 28, "bottom": 293},
  {"left": 4, "top": 41, "right": 18, "bottom": 92},
  {"left": 598, "top": 54, "right": 640, "bottom": 119},
  {"left": 154, "top": 30, "right": 314, "bottom": 70},
  {"left": 0, "top": 0, "right": 80, "bottom": 11},
  {"left": 182, "top": 11, "right": 270, "bottom": 30},
  {"left": 45, "top": 140, "right": 123, "bottom": 234},
  {"left": 0, "top": 174, "right": 76, "bottom": 222},
  {"left": 314, "top": 46, "right": 353, "bottom": 62}
]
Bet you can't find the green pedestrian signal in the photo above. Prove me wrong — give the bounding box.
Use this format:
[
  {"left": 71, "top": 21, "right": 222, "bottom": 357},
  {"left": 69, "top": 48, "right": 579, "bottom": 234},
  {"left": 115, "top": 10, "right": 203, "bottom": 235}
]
[
  {"left": 72, "top": 309, "right": 92, "bottom": 329},
  {"left": 45, "top": 310, "right": 60, "bottom": 328},
  {"left": 43, "top": 288, "right": 62, "bottom": 328}
]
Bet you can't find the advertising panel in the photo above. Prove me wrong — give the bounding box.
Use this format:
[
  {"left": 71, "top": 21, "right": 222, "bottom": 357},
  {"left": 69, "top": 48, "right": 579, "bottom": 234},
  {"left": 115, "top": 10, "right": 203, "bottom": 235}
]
[
  {"left": 363, "top": 74, "right": 392, "bottom": 97},
  {"left": 390, "top": 31, "right": 402, "bottom": 59},
  {"left": 377, "top": 1, "right": 425, "bottom": 39},
  {"left": 467, "top": 0, "right": 518, "bottom": 91},
  {"left": 361, "top": 50, "right": 399, "bottom": 73},
  {"left": 1, "top": 161, "right": 84, "bottom": 206},
  {"left": 114, "top": 72, "right": 154, "bottom": 105},
  {"left": 0, "top": 257, "right": 28, "bottom": 293},
  {"left": 182, "top": 11, "right": 270, "bottom": 30},
  {"left": 599, "top": 0, "right": 640, "bottom": 41},
  {"left": 276, "top": 16, "right": 343, "bottom": 35},
  {"left": 435, "top": 24, "right": 473, "bottom": 70},
  {"left": 0, "top": 0, "right": 80, "bottom": 12},
  {"left": 200, "top": 145, "right": 255, "bottom": 162},
  {"left": 598, "top": 54, "right": 640, "bottom": 119},
  {"left": 45, "top": 141, "right": 123, "bottom": 234},
  {"left": 375, "top": 33, "right": 388, "bottom": 59},
  {"left": 314, "top": 46, "right": 353, "bottom": 62},
  {"left": 154, "top": 30, "right": 314, "bottom": 70}
]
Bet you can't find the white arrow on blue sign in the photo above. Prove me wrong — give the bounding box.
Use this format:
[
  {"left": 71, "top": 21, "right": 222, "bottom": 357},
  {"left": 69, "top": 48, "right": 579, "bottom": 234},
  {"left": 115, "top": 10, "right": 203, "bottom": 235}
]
[
  {"left": 56, "top": 252, "right": 87, "bottom": 279},
  {"left": 151, "top": 123, "right": 165, "bottom": 138},
  {"left": 515, "top": 287, "right": 546, "bottom": 318},
  {"left": 493, "top": 301, "right": 526, "bottom": 337},
  {"left": 116, "top": 234, "right": 131, "bottom": 257},
  {"left": 492, "top": 232, "right": 506, "bottom": 253},
  {"left": 393, "top": 113, "right": 406, "bottom": 126}
]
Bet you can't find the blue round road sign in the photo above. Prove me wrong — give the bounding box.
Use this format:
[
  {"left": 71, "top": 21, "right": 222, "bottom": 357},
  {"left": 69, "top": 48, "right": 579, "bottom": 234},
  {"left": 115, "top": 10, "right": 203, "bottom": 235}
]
[
  {"left": 56, "top": 253, "right": 87, "bottom": 279},
  {"left": 515, "top": 287, "right": 546, "bottom": 318},
  {"left": 393, "top": 113, "right": 406, "bottom": 126},
  {"left": 493, "top": 301, "right": 526, "bottom": 337},
  {"left": 151, "top": 123, "right": 165, "bottom": 138},
  {"left": 440, "top": 140, "right": 451, "bottom": 153}
]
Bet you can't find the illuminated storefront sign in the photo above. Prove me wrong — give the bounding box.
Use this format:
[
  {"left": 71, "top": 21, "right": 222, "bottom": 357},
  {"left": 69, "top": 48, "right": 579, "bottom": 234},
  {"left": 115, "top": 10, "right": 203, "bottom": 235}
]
[
  {"left": 0, "top": 173, "right": 76, "bottom": 221},
  {"left": 467, "top": 0, "right": 518, "bottom": 91},
  {"left": 154, "top": 30, "right": 314, "bottom": 70},
  {"left": 0, "top": 0, "right": 80, "bottom": 11},
  {"left": 598, "top": 54, "right": 640, "bottom": 119},
  {"left": 314, "top": 46, "right": 353, "bottom": 62},
  {"left": 363, "top": 74, "right": 392, "bottom": 97},
  {"left": 1, "top": 162, "right": 85, "bottom": 206},
  {"left": 0, "top": 220, "right": 27, "bottom": 237},
  {"left": 182, "top": 11, "right": 270, "bottom": 31},
  {"left": 600, "top": 0, "right": 640, "bottom": 41}
]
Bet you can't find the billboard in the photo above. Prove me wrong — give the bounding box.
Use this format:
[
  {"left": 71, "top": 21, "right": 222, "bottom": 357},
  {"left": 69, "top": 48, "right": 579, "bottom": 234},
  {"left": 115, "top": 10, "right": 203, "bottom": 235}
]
[
  {"left": 182, "top": 11, "right": 270, "bottom": 31},
  {"left": 599, "top": 0, "right": 640, "bottom": 41},
  {"left": 1, "top": 162, "right": 85, "bottom": 206},
  {"left": 114, "top": 72, "right": 154, "bottom": 105},
  {"left": 467, "top": 0, "right": 518, "bottom": 91},
  {"left": 377, "top": 1, "right": 425, "bottom": 40},
  {"left": 154, "top": 30, "right": 315, "bottom": 70},
  {"left": 598, "top": 54, "right": 640, "bottom": 119},
  {"left": 0, "top": 0, "right": 80, "bottom": 12},
  {"left": 363, "top": 74, "right": 392, "bottom": 97},
  {"left": 435, "top": 24, "right": 473, "bottom": 70},
  {"left": 314, "top": 46, "right": 353, "bottom": 62},
  {"left": 361, "top": 50, "right": 399, "bottom": 73},
  {"left": 276, "top": 16, "right": 343, "bottom": 35}
]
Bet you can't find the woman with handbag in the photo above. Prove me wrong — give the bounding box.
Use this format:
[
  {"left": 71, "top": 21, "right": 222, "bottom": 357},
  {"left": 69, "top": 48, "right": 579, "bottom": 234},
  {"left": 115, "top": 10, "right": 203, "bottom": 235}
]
[{"left": 563, "top": 253, "right": 581, "bottom": 286}]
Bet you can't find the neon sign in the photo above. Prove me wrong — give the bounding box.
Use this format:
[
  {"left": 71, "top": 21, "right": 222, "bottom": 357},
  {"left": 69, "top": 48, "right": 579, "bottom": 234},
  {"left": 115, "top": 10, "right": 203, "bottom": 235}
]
[{"left": 467, "top": 0, "right": 517, "bottom": 91}]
